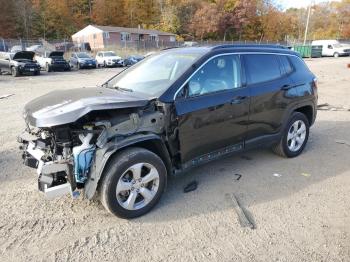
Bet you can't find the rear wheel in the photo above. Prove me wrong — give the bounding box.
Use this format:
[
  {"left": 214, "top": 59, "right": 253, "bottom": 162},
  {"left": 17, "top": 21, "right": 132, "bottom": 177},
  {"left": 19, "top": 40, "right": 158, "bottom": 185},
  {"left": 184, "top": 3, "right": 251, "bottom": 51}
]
[
  {"left": 100, "top": 147, "right": 166, "bottom": 218},
  {"left": 272, "top": 112, "right": 309, "bottom": 158}
]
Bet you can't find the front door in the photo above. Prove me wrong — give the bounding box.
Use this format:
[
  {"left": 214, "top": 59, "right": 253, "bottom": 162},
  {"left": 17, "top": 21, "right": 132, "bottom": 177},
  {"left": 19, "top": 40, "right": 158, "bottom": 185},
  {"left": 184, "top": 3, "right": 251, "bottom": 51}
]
[{"left": 174, "top": 54, "right": 250, "bottom": 163}]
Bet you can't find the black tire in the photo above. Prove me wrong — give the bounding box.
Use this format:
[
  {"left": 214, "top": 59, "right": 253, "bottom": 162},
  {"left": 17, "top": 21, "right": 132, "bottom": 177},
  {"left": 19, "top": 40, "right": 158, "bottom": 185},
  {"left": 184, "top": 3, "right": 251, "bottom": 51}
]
[
  {"left": 272, "top": 112, "right": 310, "bottom": 158},
  {"left": 103, "top": 61, "right": 107, "bottom": 68},
  {"left": 100, "top": 147, "right": 167, "bottom": 218},
  {"left": 77, "top": 63, "right": 81, "bottom": 69},
  {"left": 11, "top": 67, "right": 19, "bottom": 77},
  {"left": 34, "top": 70, "right": 40, "bottom": 75}
]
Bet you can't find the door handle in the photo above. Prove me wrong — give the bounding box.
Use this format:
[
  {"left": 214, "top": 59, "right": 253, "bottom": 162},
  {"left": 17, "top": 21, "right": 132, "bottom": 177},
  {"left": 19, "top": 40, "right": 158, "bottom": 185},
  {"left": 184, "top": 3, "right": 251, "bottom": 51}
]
[
  {"left": 281, "top": 84, "right": 293, "bottom": 90},
  {"left": 231, "top": 96, "right": 248, "bottom": 104}
]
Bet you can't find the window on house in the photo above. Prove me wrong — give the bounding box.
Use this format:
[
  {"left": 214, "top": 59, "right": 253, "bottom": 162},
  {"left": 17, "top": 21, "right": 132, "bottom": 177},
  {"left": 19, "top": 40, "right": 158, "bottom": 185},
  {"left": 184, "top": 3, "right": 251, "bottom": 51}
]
[
  {"left": 121, "top": 32, "right": 131, "bottom": 41},
  {"left": 103, "top": 32, "right": 110, "bottom": 39},
  {"left": 93, "top": 34, "right": 97, "bottom": 39},
  {"left": 150, "top": 35, "right": 158, "bottom": 41}
]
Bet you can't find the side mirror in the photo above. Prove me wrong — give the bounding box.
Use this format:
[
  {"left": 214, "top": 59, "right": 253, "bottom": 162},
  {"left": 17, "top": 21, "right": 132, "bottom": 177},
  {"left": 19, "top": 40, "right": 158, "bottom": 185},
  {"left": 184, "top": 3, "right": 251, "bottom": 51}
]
[{"left": 188, "top": 80, "right": 201, "bottom": 97}]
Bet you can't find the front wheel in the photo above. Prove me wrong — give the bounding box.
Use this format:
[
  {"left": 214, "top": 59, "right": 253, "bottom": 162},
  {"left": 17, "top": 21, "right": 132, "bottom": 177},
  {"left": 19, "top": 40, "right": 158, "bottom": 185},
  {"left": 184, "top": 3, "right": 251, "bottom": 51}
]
[
  {"left": 100, "top": 147, "right": 167, "bottom": 218},
  {"left": 11, "top": 67, "right": 19, "bottom": 77},
  {"left": 334, "top": 52, "right": 339, "bottom": 58},
  {"left": 272, "top": 112, "right": 310, "bottom": 158}
]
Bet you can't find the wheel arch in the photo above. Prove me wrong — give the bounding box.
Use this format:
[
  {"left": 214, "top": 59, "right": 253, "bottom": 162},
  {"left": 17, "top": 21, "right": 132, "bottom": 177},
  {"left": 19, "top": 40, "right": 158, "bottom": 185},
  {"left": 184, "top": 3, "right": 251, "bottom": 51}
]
[
  {"left": 84, "top": 134, "right": 172, "bottom": 199},
  {"left": 294, "top": 105, "right": 314, "bottom": 126}
]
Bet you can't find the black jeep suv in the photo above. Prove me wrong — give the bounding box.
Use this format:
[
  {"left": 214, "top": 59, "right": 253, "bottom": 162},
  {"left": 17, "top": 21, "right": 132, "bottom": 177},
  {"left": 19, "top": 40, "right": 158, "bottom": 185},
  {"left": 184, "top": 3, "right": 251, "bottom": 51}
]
[{"left": 18, "top": 45, "right": 317, "bottom": 218}]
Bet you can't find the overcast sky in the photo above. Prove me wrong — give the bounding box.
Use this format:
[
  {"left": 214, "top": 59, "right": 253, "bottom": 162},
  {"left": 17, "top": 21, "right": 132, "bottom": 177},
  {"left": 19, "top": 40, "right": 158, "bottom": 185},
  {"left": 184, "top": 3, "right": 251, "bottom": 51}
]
[{"left": 277, "top": 0, "right": 341, "bottom": 9}]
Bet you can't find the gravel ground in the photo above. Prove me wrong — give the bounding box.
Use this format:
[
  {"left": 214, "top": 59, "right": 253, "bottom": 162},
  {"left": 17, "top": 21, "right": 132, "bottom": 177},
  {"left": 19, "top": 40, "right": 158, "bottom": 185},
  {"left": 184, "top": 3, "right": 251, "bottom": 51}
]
[{"left": 0, "top": 58, "right": 349, "bottom": 262}]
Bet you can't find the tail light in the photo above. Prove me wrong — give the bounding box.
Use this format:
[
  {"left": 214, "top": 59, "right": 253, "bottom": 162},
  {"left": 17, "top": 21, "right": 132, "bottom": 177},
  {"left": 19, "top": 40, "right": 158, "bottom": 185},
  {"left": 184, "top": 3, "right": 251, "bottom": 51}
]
[{"left": 312, "top": 77, "right": 318, "bottom": 89}]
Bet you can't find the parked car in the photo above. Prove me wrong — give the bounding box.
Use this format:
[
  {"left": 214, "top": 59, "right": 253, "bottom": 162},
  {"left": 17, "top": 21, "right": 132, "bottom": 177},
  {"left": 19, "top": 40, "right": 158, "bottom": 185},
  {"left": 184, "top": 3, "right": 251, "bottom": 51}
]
[
  {"left": 36, "top": 51, "right": 71, "bottom": 72},
  {"left": 96, "top": 51, "right": 124, "bottom": 67},
  {"left": 10, "top": 45, "right": 23, "bottom": 53},
  {"left": 26, "top": 44, "right": 44, "bottom": 53},
  {"left": 124, "top": 55, "right": 144, "bottom": 66},
  {"left": 0, "top": 51, "right": 41, "bottom": 77},
  {"left": 312, "top": 40, "right": 350, "bottom": 57},
  {"left": 69, "top": 52, "right": 97, "bottom": 69},
  {"left": 18, "top": 45, "right": 317, "bottom": 218}
]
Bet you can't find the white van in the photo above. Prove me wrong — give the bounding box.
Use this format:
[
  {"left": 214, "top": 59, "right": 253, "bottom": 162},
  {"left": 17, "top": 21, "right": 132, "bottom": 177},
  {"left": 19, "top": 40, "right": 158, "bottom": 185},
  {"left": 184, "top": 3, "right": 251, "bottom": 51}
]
[{"left": 312, "top": 40, "right": 350, "bottom": 57}]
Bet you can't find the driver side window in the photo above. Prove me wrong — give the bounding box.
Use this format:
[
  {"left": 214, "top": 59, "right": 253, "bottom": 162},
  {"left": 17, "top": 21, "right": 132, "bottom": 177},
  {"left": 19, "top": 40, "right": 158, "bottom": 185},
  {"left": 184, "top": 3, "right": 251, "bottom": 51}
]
[{"left": 187, "top": 55, "right": 241, "bottom": 97}]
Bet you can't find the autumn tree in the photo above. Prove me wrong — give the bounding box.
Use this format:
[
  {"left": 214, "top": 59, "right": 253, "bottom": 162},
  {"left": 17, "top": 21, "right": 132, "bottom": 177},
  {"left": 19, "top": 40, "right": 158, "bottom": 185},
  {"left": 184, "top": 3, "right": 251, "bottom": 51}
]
[{"left": 0, "top": 0, "right": 18, "bottom": 38}]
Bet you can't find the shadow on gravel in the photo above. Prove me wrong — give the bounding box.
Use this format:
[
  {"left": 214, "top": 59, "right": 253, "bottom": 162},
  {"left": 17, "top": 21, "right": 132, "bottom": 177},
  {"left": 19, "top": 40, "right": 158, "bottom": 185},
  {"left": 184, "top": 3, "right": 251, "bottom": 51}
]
[
  {"left": 0, "top": 149, "right": 26, "bottom": 181},
  {"left": 138, "top": 119, "right": 350, "bottom": 223}
]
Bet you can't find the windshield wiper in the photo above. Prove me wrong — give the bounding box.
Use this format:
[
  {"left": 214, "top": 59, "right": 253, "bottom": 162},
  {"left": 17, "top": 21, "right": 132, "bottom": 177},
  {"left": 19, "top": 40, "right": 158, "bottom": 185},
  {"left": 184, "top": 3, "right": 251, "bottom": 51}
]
[
  {"left": 101, "top": 67, "right": 129, "bottom": 88},
  {"left": 115, "top": 86, "right": 133, "bottom": 92}
]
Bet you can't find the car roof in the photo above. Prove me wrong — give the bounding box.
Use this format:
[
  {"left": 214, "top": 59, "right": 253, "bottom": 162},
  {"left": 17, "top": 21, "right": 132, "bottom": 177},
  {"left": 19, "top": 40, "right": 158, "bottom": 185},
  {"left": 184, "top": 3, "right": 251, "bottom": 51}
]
[{"left": 162, "top": 45, "right": 298, "bottom": 57}]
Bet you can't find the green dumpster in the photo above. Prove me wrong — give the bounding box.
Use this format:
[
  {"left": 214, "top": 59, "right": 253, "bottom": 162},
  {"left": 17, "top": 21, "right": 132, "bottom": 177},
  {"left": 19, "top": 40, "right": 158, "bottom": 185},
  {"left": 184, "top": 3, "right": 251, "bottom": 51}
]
[
  {"left": 293, "top": 45, "right": 323, "bottom": 58},
  {"left": 293, "top": 45, "right": 312, "bottom": 58},
  {"left": 311, "top": 45, "right": 322, "bottom": 58}
]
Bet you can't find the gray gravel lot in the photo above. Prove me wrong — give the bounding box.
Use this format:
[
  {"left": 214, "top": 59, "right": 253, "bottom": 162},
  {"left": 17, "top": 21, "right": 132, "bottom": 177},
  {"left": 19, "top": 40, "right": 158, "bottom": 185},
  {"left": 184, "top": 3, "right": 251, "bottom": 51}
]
[{"left": 0, "top": 59, "right": 349, "bottom": 262}]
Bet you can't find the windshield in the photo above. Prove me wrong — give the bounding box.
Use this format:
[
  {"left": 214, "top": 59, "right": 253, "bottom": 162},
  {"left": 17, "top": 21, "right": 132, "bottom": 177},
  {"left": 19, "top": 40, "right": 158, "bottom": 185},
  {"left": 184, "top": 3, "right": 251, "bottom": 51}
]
[
  {"left": 104, "top": 52, "right": 117, "bottom": 57},
  {"left": 77, "top": 52, "right": 91, "bottom": 58},
  {"left": 106, "top": 49, "right": 206, "bottom": 96}
]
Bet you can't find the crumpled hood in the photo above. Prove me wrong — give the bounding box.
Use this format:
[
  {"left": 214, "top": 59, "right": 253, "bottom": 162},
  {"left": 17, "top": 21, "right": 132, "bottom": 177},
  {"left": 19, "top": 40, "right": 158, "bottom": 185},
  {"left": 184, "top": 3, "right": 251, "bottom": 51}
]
[{"left": 24, "top": 87, "right": 149, "bottom": 127}]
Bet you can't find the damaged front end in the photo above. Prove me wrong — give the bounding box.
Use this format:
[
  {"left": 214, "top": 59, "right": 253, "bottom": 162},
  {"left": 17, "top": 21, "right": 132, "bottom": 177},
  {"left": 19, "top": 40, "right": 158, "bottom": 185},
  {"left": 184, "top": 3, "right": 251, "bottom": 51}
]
[
  {"left": 18, "top": 102, "right": 166, "bottom": 200},
  {"left": 18, "top": 124, "right": 100, "bottom": 199}
]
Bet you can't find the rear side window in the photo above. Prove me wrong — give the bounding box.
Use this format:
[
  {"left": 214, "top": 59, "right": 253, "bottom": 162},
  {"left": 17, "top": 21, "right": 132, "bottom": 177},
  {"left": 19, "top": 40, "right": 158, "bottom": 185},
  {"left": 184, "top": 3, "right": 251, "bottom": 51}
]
[
  {"left": 288, "top": 56, "right": 310, "bottom": 73},
  {"left": 245, "top": 54, "right": 282, "bottom": 85},
  {"left": 279, "top": 56, "right": 293, "bottom": 75}
]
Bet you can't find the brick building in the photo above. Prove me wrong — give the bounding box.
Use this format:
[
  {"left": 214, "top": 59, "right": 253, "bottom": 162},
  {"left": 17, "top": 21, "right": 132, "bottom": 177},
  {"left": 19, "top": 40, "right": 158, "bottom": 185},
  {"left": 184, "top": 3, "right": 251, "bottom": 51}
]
[{"left": 72, "top": 25, "right": 176, "bottom": 49}]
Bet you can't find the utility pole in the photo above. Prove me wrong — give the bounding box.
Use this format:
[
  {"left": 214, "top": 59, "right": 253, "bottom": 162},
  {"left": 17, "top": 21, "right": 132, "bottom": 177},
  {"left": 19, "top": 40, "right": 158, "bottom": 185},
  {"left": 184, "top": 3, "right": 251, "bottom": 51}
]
[
  {"left": 89, "top": 0, "right": 92, "bottom": 21},
  {"left": 303, "top": 1, "right": 312, "bottom": 45}
]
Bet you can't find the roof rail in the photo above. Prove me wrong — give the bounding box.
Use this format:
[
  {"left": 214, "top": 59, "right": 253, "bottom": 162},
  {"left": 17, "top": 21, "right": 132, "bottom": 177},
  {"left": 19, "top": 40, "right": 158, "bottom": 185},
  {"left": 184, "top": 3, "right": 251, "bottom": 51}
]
[{"left": 211, "top": 44, "right": 288, "bottom": 50}]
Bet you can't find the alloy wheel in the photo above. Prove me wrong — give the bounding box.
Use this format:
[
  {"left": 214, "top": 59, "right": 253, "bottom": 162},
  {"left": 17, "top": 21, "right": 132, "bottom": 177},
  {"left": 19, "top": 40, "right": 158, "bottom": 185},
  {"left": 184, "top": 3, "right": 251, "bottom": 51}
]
[
  {"left": 287, "top": 120, "right": 307, "bottom": 152},
  {"left": 116, "top": 163, "right": 160, "bottom": 210}
]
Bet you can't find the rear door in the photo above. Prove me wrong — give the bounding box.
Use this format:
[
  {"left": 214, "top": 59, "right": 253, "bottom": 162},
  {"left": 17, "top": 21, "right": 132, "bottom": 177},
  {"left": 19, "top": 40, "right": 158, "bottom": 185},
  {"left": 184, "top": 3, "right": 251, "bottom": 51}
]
[
  {"left": 175, "top": 54, "right": 250, "bottom": 163},
  {"left": 243, "top": 54, "right": 297, "bottom": 144}
]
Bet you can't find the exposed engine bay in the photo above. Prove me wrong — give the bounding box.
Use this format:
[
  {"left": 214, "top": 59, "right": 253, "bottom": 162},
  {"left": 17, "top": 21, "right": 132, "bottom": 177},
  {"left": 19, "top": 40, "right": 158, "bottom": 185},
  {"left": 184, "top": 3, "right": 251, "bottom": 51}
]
[{"left": 18, "top": 104, "right": 167, "bottom": 200}]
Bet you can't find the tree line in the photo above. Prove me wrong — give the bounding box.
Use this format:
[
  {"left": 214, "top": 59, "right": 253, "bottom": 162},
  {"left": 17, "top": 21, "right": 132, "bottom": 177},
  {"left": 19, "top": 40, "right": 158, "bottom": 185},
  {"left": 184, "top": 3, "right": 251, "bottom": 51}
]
[{"left": 0, "top": 0, "right": 349, "bottom": 42}]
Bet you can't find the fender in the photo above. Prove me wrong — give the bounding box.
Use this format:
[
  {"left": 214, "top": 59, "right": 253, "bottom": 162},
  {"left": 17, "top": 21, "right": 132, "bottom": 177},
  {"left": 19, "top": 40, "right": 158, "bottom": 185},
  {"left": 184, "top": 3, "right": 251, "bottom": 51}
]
[
  {"left": 84, "top": 133, "right": 163, "bottom": 199},
  {"left": 281, "top": 99, "right": 316, "bottom": 129}
]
